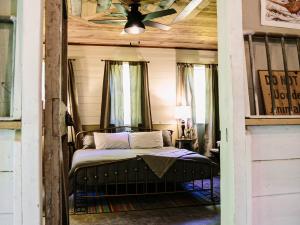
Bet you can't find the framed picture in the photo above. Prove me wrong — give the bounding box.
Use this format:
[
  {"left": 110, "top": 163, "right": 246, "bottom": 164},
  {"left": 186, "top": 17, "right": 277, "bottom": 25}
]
[{"left": 261, "top": 0, "right": 300, "bottom": 29}]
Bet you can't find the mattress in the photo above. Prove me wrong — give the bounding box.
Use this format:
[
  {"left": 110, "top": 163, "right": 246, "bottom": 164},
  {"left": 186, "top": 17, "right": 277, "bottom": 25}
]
[{"left": 70, "top": 147, "right": 209, "bottom": 178}]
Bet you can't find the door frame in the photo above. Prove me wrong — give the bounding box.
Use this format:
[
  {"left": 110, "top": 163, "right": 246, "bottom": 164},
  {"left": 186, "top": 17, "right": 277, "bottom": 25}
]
[
  {"left": 40, "top": 0, "right": 252, "bottom": 225},
  {"left": 218, "top": 0, "right": 251, "bottom": 224}
]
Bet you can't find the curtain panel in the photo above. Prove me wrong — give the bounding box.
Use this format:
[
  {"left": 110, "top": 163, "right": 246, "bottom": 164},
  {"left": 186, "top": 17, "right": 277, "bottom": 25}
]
[
  {"left": 176, "top": 63, "right": 198, "bottom": 148},
  {"left": 176, "top": 63, "right": 195, "bottom": 113},
  {"left": 67, "top": 59, "right": 82, "bottom": 134},
  {"left": 198, "top": 65, "right": 219, "bottom": 156},
  {"left": 129, "top": 62, "right": 153, "bottom": 129},
  {"left": 100, "top": 60, "right": 124, "bottom": 128},
  {"left": 100, "top": 60, "right": 152, "bottom": 129},
  {"left": 176, "top": 63, "right": 219, "bottom": 156}
]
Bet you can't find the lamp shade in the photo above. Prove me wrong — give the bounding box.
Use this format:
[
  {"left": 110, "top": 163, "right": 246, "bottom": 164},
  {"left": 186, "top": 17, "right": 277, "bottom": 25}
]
[
  {"left": 175, "top": 106, "right": 191, "bottom": 120},
  {"left": 124, "top": 20, "right": 145, "bottom": 34}
]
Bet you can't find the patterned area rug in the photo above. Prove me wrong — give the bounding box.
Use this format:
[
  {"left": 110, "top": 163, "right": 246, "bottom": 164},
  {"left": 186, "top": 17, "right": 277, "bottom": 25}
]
[{"left": 70, "top": 177, "right": 220, "bottom": 214}]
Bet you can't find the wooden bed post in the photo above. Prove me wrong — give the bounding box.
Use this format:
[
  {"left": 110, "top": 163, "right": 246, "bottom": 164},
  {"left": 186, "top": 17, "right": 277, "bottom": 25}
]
[{"left": 44, "top": 0, "right": 69, "bottom": 224}]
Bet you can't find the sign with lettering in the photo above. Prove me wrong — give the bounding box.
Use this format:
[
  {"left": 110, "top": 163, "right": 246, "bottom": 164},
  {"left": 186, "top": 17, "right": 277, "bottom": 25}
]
[{"left": 259, "top": 70, "right": 300, "bottom": 115}]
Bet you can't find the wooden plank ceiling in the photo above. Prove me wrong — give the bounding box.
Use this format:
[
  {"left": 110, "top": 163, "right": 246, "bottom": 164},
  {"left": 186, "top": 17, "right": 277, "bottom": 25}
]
[{"left": 68, "top": 0, "right": 217, "bottom": 50}]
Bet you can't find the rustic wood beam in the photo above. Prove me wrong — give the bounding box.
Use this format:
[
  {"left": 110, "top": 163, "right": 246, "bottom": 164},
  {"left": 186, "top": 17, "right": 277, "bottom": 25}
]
[
  {"left": 44, "top": 0, "right": 64, "bottom": 224},
  {"left": 61, "top": 2, "right": 70, "bottom": 224}
]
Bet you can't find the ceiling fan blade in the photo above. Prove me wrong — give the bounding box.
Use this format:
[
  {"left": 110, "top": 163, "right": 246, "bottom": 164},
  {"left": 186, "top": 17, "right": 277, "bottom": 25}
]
[
  {"left": 113, "top": 3, "right": 128, "bottom": 16},
  {"left": 143, "top": 8, "right": 176, "bottom": 21},
  {"left": 156, "top": 0, "right": 176, "bottom": 10},
  {"left": 109, "top": 13, "right": 126, "bottom": 17},
  {"left": 172, "top": 0, "right": 204, "bottom": 23},
  {"left": 96, "top": 0, "right": 112, "bottom": 13},
  {"left": 143, "top": 20, "right": 171, "bottom": 31},
  {"left": 89, "top": 19, "right": 127, "bottom": 25}
]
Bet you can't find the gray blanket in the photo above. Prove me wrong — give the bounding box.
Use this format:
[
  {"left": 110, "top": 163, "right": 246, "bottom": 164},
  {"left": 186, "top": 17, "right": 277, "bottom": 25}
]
[
  {"left": 69, "top": 147, "right": 209, "bottom": 178},
  {"left": 138, "top": 149, "right": 196, "bottom": 178}
]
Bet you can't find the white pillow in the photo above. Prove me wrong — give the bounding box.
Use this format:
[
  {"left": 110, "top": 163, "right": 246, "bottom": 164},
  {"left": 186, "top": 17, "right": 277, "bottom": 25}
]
[
  {"left": 82, "top": 134, "right": 95, "bottom": 149},
  {"left": 93, "top": 132, "right": 130, "bottom": 149},
  {"left": 129, "top": 131, "right": 163, "bottom": 149}
]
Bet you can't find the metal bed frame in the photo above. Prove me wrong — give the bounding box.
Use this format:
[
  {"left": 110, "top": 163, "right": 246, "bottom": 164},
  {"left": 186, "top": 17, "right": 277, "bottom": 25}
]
[{"left": 71, "top": 126, "right": 218, "bottom": 213}]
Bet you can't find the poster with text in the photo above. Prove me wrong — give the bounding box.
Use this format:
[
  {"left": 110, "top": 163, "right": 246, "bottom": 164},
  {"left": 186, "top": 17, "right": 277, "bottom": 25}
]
[
  {"left": 261, "top": 0, "right": 300, "bottom": 29},
  {"left": 259, "top": 70, "right": 300, "bottom": 115}
]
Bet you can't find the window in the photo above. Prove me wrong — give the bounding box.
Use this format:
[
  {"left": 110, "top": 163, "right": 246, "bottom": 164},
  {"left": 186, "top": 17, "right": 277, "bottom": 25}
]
[
  {"left": 122, "top": 62, "right": 131, "bottom": 125},
  {"left": 194, "top": 65, "right": 206, "bottom": 124},
  {"left": 106, "top": 60, "right": 149, "bottom": 128},
  {"left": 0, "top": 2, "right": 18, "bottom": 118}
]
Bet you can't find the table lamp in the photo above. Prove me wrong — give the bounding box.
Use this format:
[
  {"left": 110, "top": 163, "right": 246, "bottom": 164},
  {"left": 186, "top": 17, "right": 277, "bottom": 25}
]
[{"left": 175, "top": 106, "right": 191, "bottom": 138}]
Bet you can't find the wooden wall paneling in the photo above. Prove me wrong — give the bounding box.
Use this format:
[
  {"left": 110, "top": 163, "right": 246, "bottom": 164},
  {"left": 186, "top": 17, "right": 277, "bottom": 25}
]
[
  {"left": 78, "top": 96, "right": 102, "bottom": 104},
  {"left": 0, "top": 130, "right": 14, "bottom": 171},
  {"left": 0, "top": 172, "right": 13, "bottom": 213},
  {"left": 247, "top": 126, "right": 300, "bottom": 161},
  {"left": 68, "top": 46, "right": 217, "bottom": 126},
  {"left": 44, "top": 0, "right": 67, "bottom": 224},
  {"left": 0, "top": 214, "right": 13, "bottom": 225},
  {"left": 248, "top": 125, "right": 300, "bottom": 225},
  {"left": 252, "top": 159, "right": 300, "bottom": 197},
  {"left": 253, "top": 193, "right": 300, "bottom": 225},
  {"left": 81, "top": 116, "right": 101, "bottom": 125}
]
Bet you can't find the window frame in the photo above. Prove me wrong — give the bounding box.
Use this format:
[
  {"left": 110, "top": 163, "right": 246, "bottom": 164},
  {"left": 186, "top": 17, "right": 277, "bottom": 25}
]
[
  {"left": 0, "top": 15, "right": 21, "bottom": 120},
  {"left": 122, "top": 62, "right": 131, "bottom": 126}
]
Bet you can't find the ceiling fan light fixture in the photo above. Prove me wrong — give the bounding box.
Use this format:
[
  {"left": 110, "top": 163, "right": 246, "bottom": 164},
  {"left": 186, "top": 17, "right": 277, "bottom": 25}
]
[{"left": 124, "top": 19, "right": 145, "bottom": 34}]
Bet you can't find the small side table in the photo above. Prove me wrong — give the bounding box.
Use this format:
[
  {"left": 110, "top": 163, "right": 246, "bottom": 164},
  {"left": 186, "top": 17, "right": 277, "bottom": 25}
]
[
  {"left": 210, "top": 148, "right": 220, "bottom": 164},
  {"left": 175, "top": 138, "right": 195, "bottom": 151}
]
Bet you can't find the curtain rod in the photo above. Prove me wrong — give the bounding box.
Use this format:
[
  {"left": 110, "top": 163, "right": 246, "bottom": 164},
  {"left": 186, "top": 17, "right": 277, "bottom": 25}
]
[
  {"left": 177, "top": 62, "right": 218, "bottom": 65},
  {"left": 101, "top": 59, "right": 150, "bottom": 63}
]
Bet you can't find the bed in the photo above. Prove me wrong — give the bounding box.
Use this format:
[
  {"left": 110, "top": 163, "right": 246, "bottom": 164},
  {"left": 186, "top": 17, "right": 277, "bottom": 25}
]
[{"left": 69, "top": 126, "right": 218, "bottom": 213}]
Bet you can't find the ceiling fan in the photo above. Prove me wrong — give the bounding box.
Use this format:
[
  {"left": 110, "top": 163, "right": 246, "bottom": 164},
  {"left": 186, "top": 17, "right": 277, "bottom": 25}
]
[
  {"left": 87, "top": 0, "right": 209, "bottom": 34},
  {"left": 89, "top": 2, "right": 177, "bottom": 34}
]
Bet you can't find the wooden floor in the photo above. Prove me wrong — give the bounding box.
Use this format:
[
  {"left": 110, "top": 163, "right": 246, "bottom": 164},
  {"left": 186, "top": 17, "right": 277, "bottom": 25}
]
[{"left": 70, "top": 205, "right": 220, "bottom": 225}]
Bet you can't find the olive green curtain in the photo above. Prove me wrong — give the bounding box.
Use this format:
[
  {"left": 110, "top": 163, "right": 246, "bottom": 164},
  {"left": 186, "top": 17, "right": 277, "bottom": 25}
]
[
  {"left": 100, "top": 61, "right": 124, "bottom": 128},
  {"left": 197, "top": 65, "right": 219, "bottom": 156},
  {"left": 176, "top": 63, "right": 198, "bottom": 148},
  {"left": 176, "top": 63, "right": 219, "bottom": 156},
  {"left": 176, "top": 63, "right": 195, "bottom": 115},
  {"left": 129, "top": 62, "right": 152, "bottom": 129},
  {"left": 67, "top": 59, "right": 82, "bottom": 134}
]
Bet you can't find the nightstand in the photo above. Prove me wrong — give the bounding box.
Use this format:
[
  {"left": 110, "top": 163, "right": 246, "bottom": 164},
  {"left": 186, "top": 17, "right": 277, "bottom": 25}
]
[
  {"left": 175, "top": 138, "right": 196, "bottom": 151},
  {"left": 210, "top": 148, "right": 220, "bottom": 164}
]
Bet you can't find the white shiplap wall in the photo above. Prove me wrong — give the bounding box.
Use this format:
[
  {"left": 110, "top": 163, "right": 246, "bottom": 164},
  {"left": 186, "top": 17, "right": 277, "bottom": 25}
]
[
  {"left": 0, "top": 130, "right": 19, "bottom": 225},
  {"left": 247, "top": 126, "right": 300, "bottom": 225},
  {"left": 68, "top": 45, "right": 217, "bottom": 126}
]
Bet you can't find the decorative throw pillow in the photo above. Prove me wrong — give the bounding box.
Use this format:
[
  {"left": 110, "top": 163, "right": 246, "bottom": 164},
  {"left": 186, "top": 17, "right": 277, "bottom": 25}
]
[
  {"left": 162, "top": 130, "right": 173, "bottom": 147},
  {"left": 129, "top": 131, "right": 164, "bottom": 149},
  {"left": 82, "top": 134, "right": 95, "bottom": 149},
  {"left": 93, "top": 132, "right": 130, "bottom": 149}
]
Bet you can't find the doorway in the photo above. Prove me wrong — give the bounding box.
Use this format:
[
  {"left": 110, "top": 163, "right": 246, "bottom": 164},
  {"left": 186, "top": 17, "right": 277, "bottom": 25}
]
[{"left": 42, "top": 0, "right": 248, "bottom": 225}]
